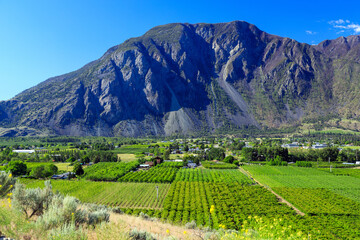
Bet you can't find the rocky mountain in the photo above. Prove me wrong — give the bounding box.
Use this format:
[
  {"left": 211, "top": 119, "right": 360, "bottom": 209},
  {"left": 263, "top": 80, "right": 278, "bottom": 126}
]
[{"left": 1, "top": 21, "right": 360, "bottom": 137}]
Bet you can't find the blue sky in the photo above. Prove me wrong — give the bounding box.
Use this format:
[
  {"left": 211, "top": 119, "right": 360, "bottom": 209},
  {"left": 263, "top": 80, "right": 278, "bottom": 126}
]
[{"left": 0, "top": 0, "right": 360, "bottom": 100}]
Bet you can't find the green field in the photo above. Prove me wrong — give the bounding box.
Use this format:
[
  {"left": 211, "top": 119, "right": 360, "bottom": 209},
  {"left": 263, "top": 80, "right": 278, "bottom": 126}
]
[
  {"left": 249, "top": 174, "right": 360, "bottom": 189},
  {"left": 243, "top": 165, "right": 360, "bottom": 204},
  {"left": 201, "top": 161, "right": 238, "bottom": 169},
  {"left": 83, "top": 161, "right": 139, "bottom": 181},
  {"left": 273, "top": 188, "right": 360, "bottom": 215},
  {"left": 174, "top": 168, "right": 254, "bottom": 184},
  {"left": 13, "top": 163, "right": 360, "bottom": 239},
  {"left": 20, "top": 179, "right": 170, "bottom": 209},
  {"left": 241, "top": 165, "right": 360, "bottom": 238},
  {"left": 243, "top": 165, "right": 330, "bottom": 175},
  {"left": 318, "top": 167, "right": 360, "bottom": 178},
  {"left": 119, "top": 167, "right": 179, "bottom": 183},
  {"left": 111, "top": 145, "right": 148, "bottom": 154}
]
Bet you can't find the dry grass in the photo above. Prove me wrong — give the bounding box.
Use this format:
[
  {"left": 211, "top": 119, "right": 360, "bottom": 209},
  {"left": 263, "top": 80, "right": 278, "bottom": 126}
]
[
  {"left": 55, "top": 162, "right": 73, "bottom": 171},
  {"left": 87, "top": 213, "right": 205, "bottom": 240},
  {"left": 117, "top": 154, "right": 137, "bottom": 162},
  {"left": 170, "top": 154, "right": 184, "bottom": 160}
]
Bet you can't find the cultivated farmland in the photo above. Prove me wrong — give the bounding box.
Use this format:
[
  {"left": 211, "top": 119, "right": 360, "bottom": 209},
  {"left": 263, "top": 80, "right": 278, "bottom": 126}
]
[{"left": 20, "top": 179, "right": 169, "bottom": 209}]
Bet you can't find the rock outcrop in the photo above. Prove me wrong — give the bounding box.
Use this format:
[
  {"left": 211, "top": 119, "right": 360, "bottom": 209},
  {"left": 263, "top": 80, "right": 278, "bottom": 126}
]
[{"left": 1, "top": 21, "right": 360, "bottom": 136}]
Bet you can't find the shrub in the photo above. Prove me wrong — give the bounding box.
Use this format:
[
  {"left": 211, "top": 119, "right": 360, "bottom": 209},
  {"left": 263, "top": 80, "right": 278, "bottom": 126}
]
[
  {"left": 111, "top": 207, "right": 124, "bottom": 214},
  {"left": 73, "top": 162, "right": 84, "bottom": 176},
  {"left": 129, "top": 228, "right": 157, "bottom": 240},
  {"left": 12, "top": 180, "right": 54, "bottom": 219},
  {"left": 0, "top": 171, "right": 16, "bottom": 197},
  {"left": 36, "top": 195, "right": 81, "bottom": 229},
  {"left": 48, "top": 223, "right": 86, "bottom": 240},
  {"left": 6, "top": 160, "right": 27, "bottom": 176},
  {"left": 139, "top": 212, "right": 150, "bottom": 220},
  {"left": 223, "top": 156, "right": 235, "bottom": 164},
  {"left": 88, "top": 209, "right": 110, "bottom": 226},
  {"left": 296, "top": 161, "right": 313, "bottom": 168},
  {"left": 185, "top": 220, "right": 197, "bottom": 229},
  {"left": 30, "top": 164, "right": 58, "bottom": 179},
  {"left": 12, "top": 180, "right": 110, "bottom": 230},
  {"left": 267, "top": 156, "right": 288, "bottom": 166}
]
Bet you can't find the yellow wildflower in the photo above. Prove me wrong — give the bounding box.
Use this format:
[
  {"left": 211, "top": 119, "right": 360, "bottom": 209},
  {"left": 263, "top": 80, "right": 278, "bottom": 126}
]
[
  {"left": 8, "top": 174, "right": 12, "bottom": 178},
  {"left": 210, "top": 205, "right": 215, "bottom": 214},
  {"left": 183, "top": 231, "right": 187, "bottom": 235},
  {"left": 166, "top": 229, "right": 170, "bottom": 234}
]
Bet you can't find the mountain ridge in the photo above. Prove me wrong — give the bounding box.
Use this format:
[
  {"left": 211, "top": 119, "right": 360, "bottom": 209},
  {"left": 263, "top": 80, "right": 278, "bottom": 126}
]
[{"left": 1, "top": 21, "right": 360, "bottom": 137}]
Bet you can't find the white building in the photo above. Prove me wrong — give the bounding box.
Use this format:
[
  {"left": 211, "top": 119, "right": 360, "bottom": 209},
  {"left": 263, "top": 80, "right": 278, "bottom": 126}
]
[{"left": 13, "top": 150, "right": 35, "bottom": 154}]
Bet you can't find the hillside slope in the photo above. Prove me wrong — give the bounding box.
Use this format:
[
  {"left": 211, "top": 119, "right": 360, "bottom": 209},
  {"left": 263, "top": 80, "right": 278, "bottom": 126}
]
[{"left": 1, "top": 21, "right": 360, "bottom": 136}]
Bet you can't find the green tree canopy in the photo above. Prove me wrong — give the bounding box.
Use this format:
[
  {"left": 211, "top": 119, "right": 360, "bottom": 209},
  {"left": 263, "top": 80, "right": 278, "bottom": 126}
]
[{"left": 6, "top": 160, "right": 27, "bottom": 176}]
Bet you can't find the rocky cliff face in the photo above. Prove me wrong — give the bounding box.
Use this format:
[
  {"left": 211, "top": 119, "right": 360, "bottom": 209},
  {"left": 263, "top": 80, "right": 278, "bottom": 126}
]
[{"left": 1, "top": 21, "right": 360, "bottom": 137}]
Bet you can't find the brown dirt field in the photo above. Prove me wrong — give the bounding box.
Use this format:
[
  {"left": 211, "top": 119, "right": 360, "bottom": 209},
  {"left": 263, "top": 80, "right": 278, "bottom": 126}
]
[{"left": 87, "top": 213, "right": 204, "bottom": 240}]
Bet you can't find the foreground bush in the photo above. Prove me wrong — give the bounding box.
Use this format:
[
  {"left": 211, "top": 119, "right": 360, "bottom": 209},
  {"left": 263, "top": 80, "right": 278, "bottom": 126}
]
[
  {"left": 5, "top": 161, "right": 27, "bottom": 176},
  {"left": 11, "top": 180, "right": 109, "bottom": 238},
  {"left": 48, "top": 223, "right": 86, "bottom": 240},
  {"left": 12, "top": 180, "right": 54, "bottom": 218},
  {"left": 129, "top": 228, "right": 157, "bottom": 240},
  {"left": 0, "top": 171, "right": 16, "bottom": 197}
]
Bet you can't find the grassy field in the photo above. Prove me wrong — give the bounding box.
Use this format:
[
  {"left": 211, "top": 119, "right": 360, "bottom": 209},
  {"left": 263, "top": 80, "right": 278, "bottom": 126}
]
[
  {"left": 244, "top": 165, "right": 360, "bottom": 204},
  {"left": 316, "top": 167, "right": 360, "bottom": 179},
  {"left": 25, "top": 162, "right": 73, "bottom": 171},
  {"left": 112, "top": 147, "right": 148, "bottom": 154},
  {"left": 20, "top": 179, "right": 170, "bottom": 209},
  {"left": 273, "top": 187, "right": 360, "bottom": 215},
  {"left": 169, "top": 154, "right": 184, "bottom": 160},
  {"left": 117, "top": 154, "right": 137, "bottom": 162}
]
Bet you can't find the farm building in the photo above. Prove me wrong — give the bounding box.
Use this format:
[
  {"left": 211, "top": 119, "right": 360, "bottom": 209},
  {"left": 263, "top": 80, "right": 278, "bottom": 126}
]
[
  {"left": 12, "top": 150, "right": 35, "bottom": 154},
  {"left": 51, "top": 172, "right": 75, "bottom": 180},
  {"left": 139, "top": 164, "right": 150, "bottom": 168}
]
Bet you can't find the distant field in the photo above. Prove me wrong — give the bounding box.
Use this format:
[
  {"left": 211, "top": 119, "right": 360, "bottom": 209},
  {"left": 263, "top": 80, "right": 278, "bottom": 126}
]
[
  {"left": 169, "top": 154, "right": 184, "bottom": 160},
  {"left": 117, "top": 154, "right": 137, "bottom": 162},
  {"left": 244, "top": 165, "right": 360, "bottom": 205},
  {"left": 273, "top": 188, "right": 360, "bottom": 215},
  {"left": 20, "top": 179, "right": 170, "bottom": 209},
  {"left": 26, "top": 162, "right": 73, "bottom": 171},
  {"left": 243, "top": 165, "right": 330, "bottom": 176},
  {"left": 318, "top": 167, "right": 360, "bottom": 179},
  {"left": 341, "top": 146, "right": 360, "bottom": 150},
  {"left": 112, "top": 146, "right": 148, "bottom": 154},
  {"left": 316, "top": 128, "right": 360, "bottom": 135}
]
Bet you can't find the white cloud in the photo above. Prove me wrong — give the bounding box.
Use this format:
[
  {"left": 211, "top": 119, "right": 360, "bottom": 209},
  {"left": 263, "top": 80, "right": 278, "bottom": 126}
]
[
  {"left": 329, "top": 19, "right": 360, "bottom": 34},
  {"left": 306, "top": 30, "right": 317, "bottom": 35},
  {"left": 348, "top": 24, "right": 360, "bottom": 33},
  {"left": 335, "top": 19, "right": 345, "bottom": 24}
]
